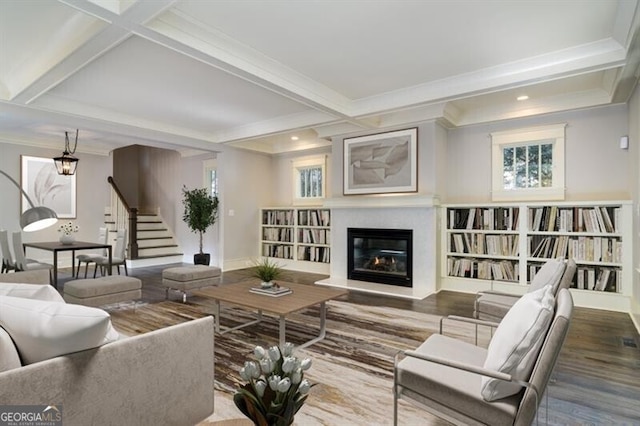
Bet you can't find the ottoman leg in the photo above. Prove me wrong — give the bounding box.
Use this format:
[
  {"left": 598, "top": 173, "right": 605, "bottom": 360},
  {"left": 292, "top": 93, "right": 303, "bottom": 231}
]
[
  {"left": 165, "top": 287, "right": 169, "bottom": 300},
  {"left": 182, "top": 292, "right": 187, "bottom": 303}
]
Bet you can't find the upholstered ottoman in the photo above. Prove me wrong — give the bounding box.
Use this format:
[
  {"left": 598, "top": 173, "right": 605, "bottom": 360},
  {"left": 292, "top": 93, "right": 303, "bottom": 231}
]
[
  {"left": 63, "top": 276, "right": 142, "bottom": 307},
  {"left": 162, "top": 265, "right": 221, "bottom": 302}
]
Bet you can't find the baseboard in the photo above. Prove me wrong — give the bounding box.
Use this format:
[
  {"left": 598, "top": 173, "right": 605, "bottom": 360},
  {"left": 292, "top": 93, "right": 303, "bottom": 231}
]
[
  {"left": 223, "top": 257, "right": 254, "bottom": 271},
  {"left": 630, "top": 298, "right": 640, "bottom": 334}
]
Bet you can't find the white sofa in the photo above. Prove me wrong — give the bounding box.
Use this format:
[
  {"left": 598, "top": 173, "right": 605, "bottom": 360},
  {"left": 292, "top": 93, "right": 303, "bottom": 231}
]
[{"left": 0, "top": 270, "right": 215, "bottom": 426}]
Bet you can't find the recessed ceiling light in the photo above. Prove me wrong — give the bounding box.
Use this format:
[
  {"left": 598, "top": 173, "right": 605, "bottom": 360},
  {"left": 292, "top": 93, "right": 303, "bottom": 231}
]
[
  {"left": 517, "top": 95, "right": 529, "bottom": 101},
  {"left": 291, "top": 136, "right": 299, "bottom": 141}
]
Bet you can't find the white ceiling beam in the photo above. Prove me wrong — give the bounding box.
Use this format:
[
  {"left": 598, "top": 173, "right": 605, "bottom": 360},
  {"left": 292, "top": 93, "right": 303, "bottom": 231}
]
[
  {"left": 0, "top": 100, "right": 218, "bottom": 152},
  {"left": 351, "top": 38, "right": 627, "bottom": 118}
]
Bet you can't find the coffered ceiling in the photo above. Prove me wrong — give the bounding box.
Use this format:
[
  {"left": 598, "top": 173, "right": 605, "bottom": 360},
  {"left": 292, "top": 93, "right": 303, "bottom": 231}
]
[{"left": 1, "top": 0, "right": 639, "bottom": 155}]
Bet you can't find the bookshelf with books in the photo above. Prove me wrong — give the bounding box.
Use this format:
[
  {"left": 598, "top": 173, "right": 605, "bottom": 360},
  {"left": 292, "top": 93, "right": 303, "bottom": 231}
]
[
  {"left": 441, "top": 201, "right": 632, "bottom": 312},
  {"left": 443, "top": 205, "right": 523, "bottom": 294},
  {"left": 260, "top": 207, "right": 331, "bottom": 274},
  {"left": 261, "top": 208, "right": 295, "bottom": 260},
  {"left": 296, "top": 208, "right": 331, "bottom": 265},
  {"left": 526, "top": 202, "right": 631, "bottom": 311}
]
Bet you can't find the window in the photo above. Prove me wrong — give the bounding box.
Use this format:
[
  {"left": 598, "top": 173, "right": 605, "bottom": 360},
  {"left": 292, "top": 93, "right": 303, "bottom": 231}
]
[
  {"left": 491, "top": 124, "right": 566, "bottom": 201},
  {"left": 203, "top": 159, "right": 218, "bottom": 197},
  {"left": 293, "top": 156, "right": 326, "bottom": 204}
]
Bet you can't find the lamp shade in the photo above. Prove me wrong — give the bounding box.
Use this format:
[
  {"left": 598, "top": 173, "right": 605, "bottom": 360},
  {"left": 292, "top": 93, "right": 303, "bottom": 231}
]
[{"left": 20, "top": 206, "right": 58, "bottom": 232}]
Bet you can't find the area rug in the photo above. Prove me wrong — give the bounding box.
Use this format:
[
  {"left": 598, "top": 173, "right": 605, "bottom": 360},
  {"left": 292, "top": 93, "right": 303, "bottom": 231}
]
[{"left": 110, "top": 297, "right": 491, "bottom": 425}]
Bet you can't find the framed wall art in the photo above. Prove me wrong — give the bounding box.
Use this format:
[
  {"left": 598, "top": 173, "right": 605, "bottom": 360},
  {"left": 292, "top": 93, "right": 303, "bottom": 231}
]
[
  {"left": 21, "top": 155, "right": 77, "bottom": 218},
  {"left": 343, "top": 128, "right": 418, "bottom": 195}
]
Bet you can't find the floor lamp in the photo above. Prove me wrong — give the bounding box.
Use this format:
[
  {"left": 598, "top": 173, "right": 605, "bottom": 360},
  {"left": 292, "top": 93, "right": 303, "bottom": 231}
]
[{"left": 0, "top": 169, "right": 58, "bottom": 231}]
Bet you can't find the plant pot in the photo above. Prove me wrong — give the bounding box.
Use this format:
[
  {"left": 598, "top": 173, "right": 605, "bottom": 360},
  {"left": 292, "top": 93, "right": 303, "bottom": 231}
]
[
  {"left": 59, "top": 234, "right": 75, "bottom": 245},
  {"left": 194, "top": 253, "right": 210, "bottom": 265}
]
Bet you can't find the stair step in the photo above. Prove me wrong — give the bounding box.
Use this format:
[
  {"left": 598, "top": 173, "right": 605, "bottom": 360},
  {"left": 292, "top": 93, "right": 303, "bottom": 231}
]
[
  {"left": 137, "top": 236, "right": 172, "bottom": 241},
  {"left": 140, "top": 244, "right": 178, "bottom": 249}
]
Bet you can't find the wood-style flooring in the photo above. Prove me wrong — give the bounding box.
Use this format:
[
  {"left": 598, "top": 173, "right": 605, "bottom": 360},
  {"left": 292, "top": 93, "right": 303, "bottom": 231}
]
[{"left": 53, "top": 264, "right": 640, "bottom": 425}]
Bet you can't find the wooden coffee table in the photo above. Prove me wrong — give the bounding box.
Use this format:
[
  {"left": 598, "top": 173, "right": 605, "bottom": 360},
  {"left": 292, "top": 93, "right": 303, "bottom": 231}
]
[{"left": 194, "top": 281, "right": 347, "bottom": 349}]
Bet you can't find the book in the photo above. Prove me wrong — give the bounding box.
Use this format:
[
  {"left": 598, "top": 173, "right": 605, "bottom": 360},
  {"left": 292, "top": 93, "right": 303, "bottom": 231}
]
[{"left": 250, "top": 286, "right": 292, "bottom": 297}]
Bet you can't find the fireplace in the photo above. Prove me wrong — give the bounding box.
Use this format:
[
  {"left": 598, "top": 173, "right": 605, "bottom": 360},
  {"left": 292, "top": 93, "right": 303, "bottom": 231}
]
[{"left": 347, "top": 228, "right": 413, "bottom": 287}]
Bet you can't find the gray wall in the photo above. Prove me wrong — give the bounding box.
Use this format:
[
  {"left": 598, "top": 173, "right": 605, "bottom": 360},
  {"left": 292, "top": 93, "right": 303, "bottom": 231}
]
[
  {"left": 270, "top": 146, "right": 332, "bottom": 206},
  {"left": 445, "top": 104, "right": 631, "bottom": 203},
  {"left": 0, "top": 141, "right": 111, "bottom": 266},
  {"left": 216, "top": 145, "right": 273, "bottom": 267}
]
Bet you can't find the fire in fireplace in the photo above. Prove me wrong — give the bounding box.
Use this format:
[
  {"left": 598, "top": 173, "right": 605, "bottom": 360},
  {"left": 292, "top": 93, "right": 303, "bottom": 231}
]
[{"left": 347, "top": 228, "right": 413, "bottom": 287}]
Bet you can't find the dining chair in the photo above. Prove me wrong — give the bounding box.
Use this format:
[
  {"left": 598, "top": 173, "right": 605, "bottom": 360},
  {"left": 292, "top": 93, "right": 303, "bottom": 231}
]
[
  {"left": 0, "top": 230, "right": 16, "bottom": 273},
  {"left": 94, "top": 229, "right": 128, "bottom": 277},
  {"left": 11, "top": 232, "right": 54, "bottom": 283},
  {"left": 75, "top": 227, "right": 108, "bottom": 278},
  {"left": 1, "top": 230, "right": 39, "bottom": 273}
]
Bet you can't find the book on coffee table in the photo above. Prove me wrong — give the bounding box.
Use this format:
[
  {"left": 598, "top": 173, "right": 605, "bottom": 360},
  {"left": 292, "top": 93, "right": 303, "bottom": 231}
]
[{"left": 249, "top": 286, "right": 292, "bottom": 297}]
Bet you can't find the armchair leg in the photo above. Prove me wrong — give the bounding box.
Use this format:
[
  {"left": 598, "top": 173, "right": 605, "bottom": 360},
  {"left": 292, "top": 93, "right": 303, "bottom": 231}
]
[{"left": 124, "top": 262, "right": 128, "bottom": 276}]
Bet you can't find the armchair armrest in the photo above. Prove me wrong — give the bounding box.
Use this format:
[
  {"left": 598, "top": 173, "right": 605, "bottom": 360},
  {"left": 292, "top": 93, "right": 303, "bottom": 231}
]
[
  {"left": 400, "top": 350, "right": 512, "bottom": 382},
  {"left": 475, "top": 290, "right": 522, "bottom": 298},
  {"left": 395, "top": 350, "right": 540, "bottom": 410},
  {"left": 439, "top": 315, "right": 500, "bottom": 345}
]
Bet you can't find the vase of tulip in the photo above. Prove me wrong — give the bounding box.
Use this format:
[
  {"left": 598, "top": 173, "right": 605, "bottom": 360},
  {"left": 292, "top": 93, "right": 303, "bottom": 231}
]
[{"left": 234, "top": 343, "right": 313, "bottom": 426}]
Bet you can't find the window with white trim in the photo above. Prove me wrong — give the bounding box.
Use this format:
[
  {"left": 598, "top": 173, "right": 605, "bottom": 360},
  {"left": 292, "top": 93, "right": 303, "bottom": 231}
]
[
  {"left": 292, "top": 156, "right": 326, "bottom": 204},
  {"left": 491, "top": 124, "right": 566, "bottom": 201}
]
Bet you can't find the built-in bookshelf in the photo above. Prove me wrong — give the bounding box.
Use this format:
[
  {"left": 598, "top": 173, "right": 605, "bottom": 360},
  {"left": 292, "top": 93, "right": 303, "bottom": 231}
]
[
  {"left": 441, "top": 201, "right": 632, "bottom": 312},
  {"left": 260, "top": 207, "right": 331, "bottom": 274}
]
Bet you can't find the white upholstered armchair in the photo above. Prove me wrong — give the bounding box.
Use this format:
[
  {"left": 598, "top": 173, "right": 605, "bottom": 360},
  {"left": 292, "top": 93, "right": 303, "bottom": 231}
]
[{"left": 394, "top": 288, "right": 574, "bottom": 425}]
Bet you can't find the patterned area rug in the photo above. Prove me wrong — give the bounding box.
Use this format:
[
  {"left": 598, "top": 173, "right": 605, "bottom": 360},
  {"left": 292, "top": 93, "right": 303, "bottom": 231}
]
[{"left": 110, "top": 296, "right": 489, "bottom": 425}]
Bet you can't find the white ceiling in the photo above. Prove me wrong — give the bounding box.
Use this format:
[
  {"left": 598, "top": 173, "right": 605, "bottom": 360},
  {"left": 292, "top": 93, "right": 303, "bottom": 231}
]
[{"left": 0, "top": 0, "right": 639, "bottom": 156}]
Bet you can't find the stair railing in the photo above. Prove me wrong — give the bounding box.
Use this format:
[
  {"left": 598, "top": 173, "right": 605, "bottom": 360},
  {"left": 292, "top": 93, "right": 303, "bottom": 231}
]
[{"left": 107, "top": 176, "right": 139, "bottom": 259}]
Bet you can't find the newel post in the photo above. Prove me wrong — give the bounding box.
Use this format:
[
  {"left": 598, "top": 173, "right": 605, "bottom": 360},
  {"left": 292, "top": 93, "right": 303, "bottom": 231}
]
[{"left": 128, "top": 207, "right": 139, "bottom": 259}]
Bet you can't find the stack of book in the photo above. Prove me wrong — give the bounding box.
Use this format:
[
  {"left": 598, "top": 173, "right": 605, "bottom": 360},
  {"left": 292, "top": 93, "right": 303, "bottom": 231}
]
[{"left": 249, "top": 285, "right": 292, "bottom": 297}]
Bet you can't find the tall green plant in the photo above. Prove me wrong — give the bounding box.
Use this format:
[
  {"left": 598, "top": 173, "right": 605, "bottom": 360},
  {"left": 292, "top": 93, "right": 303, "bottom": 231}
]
[{"left": 182, "top": 186, "right": 219, "bottom": 254}]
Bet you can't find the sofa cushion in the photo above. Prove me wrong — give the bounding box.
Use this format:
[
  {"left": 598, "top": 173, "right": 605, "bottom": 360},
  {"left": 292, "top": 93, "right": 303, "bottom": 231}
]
[
  {"left": 481, "top": 285, "right": 555, "bottom": 401},
  {"left": 0, "top": 326, "right": 21, "bottom": 372},
  {"left": 0, "top": 283, "right": 64, "bottom": 302},
  {"left": 0, "top": 295, "right": 119, "bottom": 364},
  {"left": 528, "top": 258, "right": 565, "bottom": 293}
]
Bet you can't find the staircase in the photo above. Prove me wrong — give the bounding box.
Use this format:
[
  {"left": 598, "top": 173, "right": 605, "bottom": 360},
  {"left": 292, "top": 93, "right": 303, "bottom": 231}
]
[{"left": 104, "top": 210, "right": 184, "bottom": 268}]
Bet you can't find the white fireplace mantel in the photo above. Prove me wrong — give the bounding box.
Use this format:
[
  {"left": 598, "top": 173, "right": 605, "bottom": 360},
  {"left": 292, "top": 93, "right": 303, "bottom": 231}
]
[
  {"left": 316, "top": 202, "right": 438, "bottom": 300},
  {"left": 323, "top": 194, "right": 439, "bottom": 209}
]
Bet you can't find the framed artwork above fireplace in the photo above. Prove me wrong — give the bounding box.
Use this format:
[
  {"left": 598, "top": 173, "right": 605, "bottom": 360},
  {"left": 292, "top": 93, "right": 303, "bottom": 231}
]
[{"left": 343, "top": 128, "right": 418, "bottom": 195}]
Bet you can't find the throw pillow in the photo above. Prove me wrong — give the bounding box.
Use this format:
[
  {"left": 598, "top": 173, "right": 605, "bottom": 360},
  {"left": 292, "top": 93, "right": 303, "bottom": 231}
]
[
  {"left": 0, "top": 283, "right": 65, "bottom": 302},
  {"left": 0, "top": 296, "right": 119, "bottom": 365},
  {"left": 480, "top": 285, "right": 555, "bottom": 401},
  {"left": 0, "top": 326, "right": 21, "bottom": 372},
  {"left": 528, "top": 258, "right": 565, "bottom": 293}
]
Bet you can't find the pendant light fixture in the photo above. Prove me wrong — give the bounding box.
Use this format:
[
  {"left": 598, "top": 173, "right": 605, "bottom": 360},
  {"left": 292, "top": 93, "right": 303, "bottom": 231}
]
[{"left": 53, "top": 129, "right": 79, "bottom": 176}]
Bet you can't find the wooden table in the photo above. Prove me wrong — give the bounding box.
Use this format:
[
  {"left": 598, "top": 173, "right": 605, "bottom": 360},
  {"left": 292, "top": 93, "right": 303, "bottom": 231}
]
[
  {"left": 23, "top": 241, "right": 112, "bottom": 289},
  {"left": 195, "top": 281, "right": 347, "bottom": 349}
]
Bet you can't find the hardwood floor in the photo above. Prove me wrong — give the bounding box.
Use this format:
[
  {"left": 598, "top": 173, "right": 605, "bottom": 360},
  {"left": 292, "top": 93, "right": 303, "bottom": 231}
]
[{"left": 55, "top": 264, "right": 640, "bottom": 424}]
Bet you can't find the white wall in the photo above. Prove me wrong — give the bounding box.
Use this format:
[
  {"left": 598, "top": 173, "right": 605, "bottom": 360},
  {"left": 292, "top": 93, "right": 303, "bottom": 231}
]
[
  {"left": 629, "top": 85, "right": 640, "bottom": 328},
  {"left": 445, "top": 104, "right": 631, "bottom": 203},
  {"left": 0, "top": 141, "right": 111, "bottom": 267}
]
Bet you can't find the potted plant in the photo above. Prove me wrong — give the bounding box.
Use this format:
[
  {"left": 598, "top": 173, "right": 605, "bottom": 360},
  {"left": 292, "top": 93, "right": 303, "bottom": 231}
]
[
  {"left": 252, "top": 258, "right": 283, "bottom": 287},
  {"left": 182, "top": 186, "right": 219, "bottom": 265},
  {"left": 234, "top": 343, "right": 313, "bottom": 426}
]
